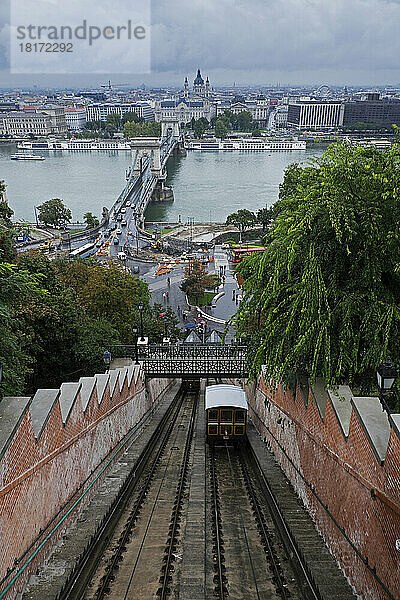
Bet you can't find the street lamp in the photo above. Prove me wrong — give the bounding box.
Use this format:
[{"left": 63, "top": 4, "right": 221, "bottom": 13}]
[
  {"left": 376, "top": 359, "right": 398, "bottom": 413},
  {"left": 138, "top": 301, "right": 145, "bottom": 341},
  {"left": 159, "top": 312, "right": 168, "bottom": 340},
  {"left": 103, "top": 350, "right": 111, "bottom": 373},
  {"left": 132, "top": 323, "right": 139, "bottom": 364}
]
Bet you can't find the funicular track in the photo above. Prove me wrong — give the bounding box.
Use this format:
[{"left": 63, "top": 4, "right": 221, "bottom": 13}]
[
  {"left": 208, "top": 440, "right": 318, "bottom": 600},
  {"left": 59, "top": 384, "right": 198, "bottom": 600}
]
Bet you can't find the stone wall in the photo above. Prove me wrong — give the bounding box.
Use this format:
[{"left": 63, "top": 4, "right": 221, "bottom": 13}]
[
  {"left": 0, "top": 366, "right": 175, "bottom": 598},
  {"left": 246, "top": 373, "right": 400, "bottom": 600}
]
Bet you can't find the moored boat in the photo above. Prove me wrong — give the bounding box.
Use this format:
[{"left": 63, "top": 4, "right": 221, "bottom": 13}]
[{"left": 10, "top": 154, "right": 45, "bottom": 161}]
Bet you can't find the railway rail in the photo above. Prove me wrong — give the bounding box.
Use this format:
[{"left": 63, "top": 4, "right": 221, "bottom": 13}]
[
  {"left": 31, "top": 377, "right": 345, "bottom": 600},
  {"left": 79, "top": 387, "right": 197, "bottom": 600},
  {"left": 208, "top": 441, "right": 320, "bottom": 600},
  {"left": 58, "top": 384, "right": 193, "bottom": 600}
]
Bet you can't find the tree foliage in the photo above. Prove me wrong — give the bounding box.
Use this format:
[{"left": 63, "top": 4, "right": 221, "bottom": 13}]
[
  {"left": 38, "top": 198, "right": 72, "bottom": 227},
  {"left": 123, "top": 121, "right": 161, "bottom": 138},
  {"left": 193, "top": 117, "right": 209, "bottom": 138},
  {"left": 226, "top": 209, "right": 257, "bottom": 231},
  {"left": 256, "top": 206, "right": 274, "bottom": 231},
  {"left": 234, "top": 143, "right": 400, "bottom": 391},
  {"left": 84, "top": 212, "right": 99, "bottom": 229},
  {"left": 214, "top": 119, "right": 228, "bottom": 139},
  {"left": 0, "top": 260, "right": 46, "bottom": 394},
  {"left": 122, "top": 111, "right": 144, "bottom": 124},
  {"left": 0, "top": 184, "right": 15, "bottom": 262},
  {"left": 180, "top": 261, "right": 220, "bottom": 304},
  {"left": 0, "top": 251, "right": 184, "bottom": 396}
]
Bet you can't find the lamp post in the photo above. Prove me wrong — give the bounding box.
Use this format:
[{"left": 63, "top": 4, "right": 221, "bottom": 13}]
[
  {"left": 132, "top": 323, "right": 139, "bottom": 364},
  {"left": 0, "top": 362, "right": 3, "bottom": 401},
  {"left": 103, "top": 350, "right": 111, "bottom": 373},
  {"left": 159, "top": 313, "right": 168, "bottom": 341},
  {"left": 376, "top": 359, "right": 398, "bottom": 414},
  {"left": 138, "top": 301, "right": 145, "bottom": 342}
]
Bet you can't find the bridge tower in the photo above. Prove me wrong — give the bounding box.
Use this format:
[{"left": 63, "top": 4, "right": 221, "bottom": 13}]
[
  {"left": 160, "top": 120, "right": 180, "bottom": 140},
  {"left": 130, "top": 138, "right": 163, "bottom": 177}
]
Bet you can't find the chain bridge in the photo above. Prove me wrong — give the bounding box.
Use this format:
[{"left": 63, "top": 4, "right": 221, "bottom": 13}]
[{"left": 110, "top": 344, "right": 249, "bottom": 378}]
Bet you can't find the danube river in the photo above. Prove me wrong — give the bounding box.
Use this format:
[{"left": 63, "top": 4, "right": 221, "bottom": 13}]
[{"left": 0, "top": 144, "right": 325, "bottom": 223}]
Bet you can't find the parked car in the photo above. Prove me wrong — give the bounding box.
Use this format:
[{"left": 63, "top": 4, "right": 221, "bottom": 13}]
[
  {"left": 126, "top": 201, "right": 131, "bottom": 207},
  {"left": 121, "top": 207, "right": 126, "bottom": 214},
  {"left": 114, "top": 237, "right": 119, "bottom": 245},
  {"left": 121, "top": 220, "right": 127, "bottom": 226},
  {"left": 116, "top": 214, "right": 122, "bottom": 221},
  {"left": 116, "top": 228, "right": 122, "bottom": 235},
  {"left": 132, "top": 265, "right": 140, "bottom": 274}
]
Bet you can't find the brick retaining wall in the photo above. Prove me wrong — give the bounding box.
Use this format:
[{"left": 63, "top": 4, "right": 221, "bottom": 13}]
[
  {"left": 0, "top": 366, "right": 175, "bottom": 598},
  {"left": 246, "top": 374, "right": 400, "bottom": 600}
]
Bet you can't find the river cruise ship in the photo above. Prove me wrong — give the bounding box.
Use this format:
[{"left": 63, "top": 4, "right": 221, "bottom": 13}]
[
  {"left": 185, "top": 137, "right": 306, "bottom": 151},
  {"left": 11, "top": 153, "right": 45, "bottom": 160},
  {"left": 17, "top": 139, "right": 131, "bottom": 151}
]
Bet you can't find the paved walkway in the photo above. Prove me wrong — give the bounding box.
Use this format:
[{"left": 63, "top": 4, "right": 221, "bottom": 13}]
[{"left": 140, "top": 246, "right": 240, "bottom": 336}]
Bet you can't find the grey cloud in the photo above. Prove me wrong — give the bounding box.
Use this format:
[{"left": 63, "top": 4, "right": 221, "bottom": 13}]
[
  {"left": 151, "top": 0, "right": 400, "bottom": 76},
  {"left": 0, "top": 0, "right": 399, "bottom": 85}
]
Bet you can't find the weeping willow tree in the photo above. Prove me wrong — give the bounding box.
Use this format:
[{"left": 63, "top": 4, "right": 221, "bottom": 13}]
[{"left": 234, "top": 143, "right": 400, "bottom": 391}]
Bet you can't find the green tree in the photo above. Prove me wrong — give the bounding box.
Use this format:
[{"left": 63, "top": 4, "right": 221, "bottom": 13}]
[
  {"left": 0, "top": 183, "right": 15, "bottom": 261},
  {"left": 84, "top": 120, "right": 104, "bottom": 132},
  {"left": 106, "top": 113, "right": 122, "bottom": 130},
  {"left": 256, "top": 206, "right": 274, "bottom": 231},
  {"left": 38, "top": 198, "right": 72, "bottom": 228},
  {"left": 180, "top": 261, "right": 220, "bottom": 305},
  {"left": 123, "top": 121, "right": 161, "bottom": 138},
  {"left": 234, "top": 110, "right": 253, "bottom": 132},
  {"left": 84, "top": 212, "right": 100, "bottom": 229},
  {"left": 0, "top": 182, "right": 13, "bottom": 227},
  {"left": 193, "top": 117, "right": 209, "bottom": 138},
  {"left": 215, "top": 119, "right": 228, "bottom": 139},
  {"left": 252, "top": 128, "right": 262, "bottom": 137},
  {"left": 234, "top": 143, "right": 400, "bottom": 396},
  {"left": 193, "top": 120, "right": 205, "bottom": 138},
  {"left": 226, "top": 209, "right": 257, "bottom": 231},
  {"left": 0, "top": 261, "right": 45, "bottom": 395},
  {"left": 122, "top": 111, "right": 144, "bottom": 124}
]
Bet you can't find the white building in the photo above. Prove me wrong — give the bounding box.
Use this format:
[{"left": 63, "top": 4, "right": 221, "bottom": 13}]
[
  {"left": 154, "top": 99, "right": 216, "bottom": 124},
  {"left": 64, "top": 108, "right": 86, "bottom": 131},
  {"left": 287, "top": 101, "right": 344, "bottom": 129},
  {"left": 216, "top": 98, "right": 269, "bottom": 124},
  {"left": 0, "top": 111, "right": 52, "bottom": 136},
  {"left": 86, "top": 102, "right": 154, "bottom": 123},
  {"left": 274, "top": 106, "right": 289, "bottom": 127},
  {"left": 39, "top": 106, "right": 67, "bottom": 134}
]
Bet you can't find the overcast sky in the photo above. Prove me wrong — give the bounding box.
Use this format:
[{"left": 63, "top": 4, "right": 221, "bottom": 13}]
[{"left": 1, "top": 0, "right": 400, "bottom": 88}]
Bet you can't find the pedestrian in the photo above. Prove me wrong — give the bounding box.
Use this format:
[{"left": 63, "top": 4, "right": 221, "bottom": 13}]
[
  {"left": 166, "top": 291, "right": 169, "bottom": 301},
  {"left": 167, "top": 276, "right": 171, "bottom": 286},
  {"left": 183, "top": 312, "right": 187, "bottom": 322},
  {"left": 232, "top": 290, "right": 235, "bottom": 300},
  {"left": 177, "top": 305, "right": 181, "bottom": 314},
  {"left": 162, "top": 292, "right": 166, "bottom": 302}
]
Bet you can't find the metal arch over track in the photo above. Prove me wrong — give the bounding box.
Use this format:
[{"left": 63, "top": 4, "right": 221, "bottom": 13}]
[{"left": 111, "top": 344, "right": 249, "bottom": 378}]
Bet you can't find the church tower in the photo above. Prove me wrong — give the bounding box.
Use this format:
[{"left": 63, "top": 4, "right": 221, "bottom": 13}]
[
  {"left": 193, "top": 68, "right": 205, "bottom": 97},
  {"left": 205, "top": 76, "right": 210, "bottom": 98},
  {"left": 184, "top": 76, "right": 189, "bottom": 98}
]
